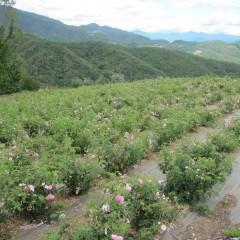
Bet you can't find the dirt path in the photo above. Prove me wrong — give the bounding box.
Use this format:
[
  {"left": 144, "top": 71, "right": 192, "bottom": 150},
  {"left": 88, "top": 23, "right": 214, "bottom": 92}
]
[{"left": 15, "top": 109, "right": 240, "bottom": 240}]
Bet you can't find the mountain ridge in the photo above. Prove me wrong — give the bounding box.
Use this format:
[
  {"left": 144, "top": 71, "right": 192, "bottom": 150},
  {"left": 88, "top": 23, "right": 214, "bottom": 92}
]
[{"left": 132, "top": 30, "right": 240, "bottom": 43}]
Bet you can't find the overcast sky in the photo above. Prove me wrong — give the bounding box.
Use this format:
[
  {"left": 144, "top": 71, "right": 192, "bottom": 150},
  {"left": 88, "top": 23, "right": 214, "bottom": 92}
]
[{"left": 15, "top": 0, "right": 240, "bottom": 35}]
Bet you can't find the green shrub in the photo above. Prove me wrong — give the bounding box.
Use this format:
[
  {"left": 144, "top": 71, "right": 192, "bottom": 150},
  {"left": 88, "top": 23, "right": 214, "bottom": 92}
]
[
  {"left": 62, "top": 159, "right": 102, "bottom": 195},
  {"left": 98, "top": 138, "right": 147, "bottom": 172},
  {"left": 22, "top": 75, "right": 40, "bottom": 91},
  {"left": 71, "top": 225, "right": 97, "bottom": 240},
  {"left": 5, "top": 181, "right": 58, "bottom": 219},
  {"left": 190, "top": 204, "right": 213, "bottom": 216},
  {"left": 73, "top": 176, "right": 179, "bottom": 239},
  {"left": 160, "top": 140, "right": 232, "bottom": 203},
  {"left": 209, "top": 130, "right": 238, "bottom": 153},
  {"left": 223, "top": 228, "right": 240, "bottom": 238}
]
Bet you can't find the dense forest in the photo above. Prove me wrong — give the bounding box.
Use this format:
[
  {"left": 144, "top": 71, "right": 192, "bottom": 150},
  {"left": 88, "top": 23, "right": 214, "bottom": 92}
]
[{"left": 12, "top": 33, "right": 240, "bottom": 88}]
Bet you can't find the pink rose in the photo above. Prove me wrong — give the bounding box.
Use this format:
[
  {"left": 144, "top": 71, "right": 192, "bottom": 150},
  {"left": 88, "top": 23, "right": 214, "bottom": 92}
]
[
  {"left": 111, "top": 235, "right": 123, "bottom": 240},
  {"left": 155, "top": 192, "right": 160, "bottom": 198},
  {"left": 44, "top": 185, "right": 53, "bottom": 190},
  {"left": 125, "top": 183, "right": 132, "bottom": 191},
  {"left": 115, "top": 195, "right": 124, "bottom": 203},
  {"left": 28, "top": 185, "right": 35, "bottom": 192},
  {"left": 46, "top": 194, "right": 55, "bottom": 201}
]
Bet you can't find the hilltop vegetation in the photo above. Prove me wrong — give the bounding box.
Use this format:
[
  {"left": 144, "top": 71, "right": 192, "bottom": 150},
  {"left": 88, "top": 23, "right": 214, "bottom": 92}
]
[{"left": 12, "top": 32, "right": 240, "bottom": 87}]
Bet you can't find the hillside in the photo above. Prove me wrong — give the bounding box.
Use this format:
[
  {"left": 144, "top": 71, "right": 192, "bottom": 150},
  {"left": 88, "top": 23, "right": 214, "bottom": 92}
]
[
  {"left": 159, "top": 40, "right": 240, "bottom": 65},
  {"left": 1, "top": 6, "right": 240, "bottom": 66},
  {"left": 13, "top": 33, "right": 240, "bottom": 87},
  {"left": 0, "top": 6, "right": 161, "bottom": 47},
  {"left": 129, "top": 47, "right": 240, "bottom": 77}
]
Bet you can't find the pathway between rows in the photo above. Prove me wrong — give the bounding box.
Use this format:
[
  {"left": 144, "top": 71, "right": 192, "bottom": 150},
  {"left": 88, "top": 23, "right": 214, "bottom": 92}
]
[{"left": 15, "top": 109, "right": 240, "bottom": 240}]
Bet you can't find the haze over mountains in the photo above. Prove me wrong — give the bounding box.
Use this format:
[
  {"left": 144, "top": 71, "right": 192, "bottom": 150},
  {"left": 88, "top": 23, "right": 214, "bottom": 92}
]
[{"left": 132, "top": 30, "right": 240, "bottom": 43}]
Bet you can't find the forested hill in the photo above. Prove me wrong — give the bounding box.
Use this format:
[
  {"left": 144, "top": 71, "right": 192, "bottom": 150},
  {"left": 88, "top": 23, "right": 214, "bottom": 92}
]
[
  {"left": 2, "top": 6, "right": 240, "bottom": 66},
  {"left": 13, "top": 33, "right": 240, "bottom": 87},
  {"left": 155, "top": 40, "right": 240, "bottom": 65},
  {"left": 0, "top": 6, "right": 161, "bottom": 47}
]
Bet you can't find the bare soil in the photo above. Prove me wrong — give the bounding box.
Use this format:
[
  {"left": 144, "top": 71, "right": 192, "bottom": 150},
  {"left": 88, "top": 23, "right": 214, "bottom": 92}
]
[{"left": 179, "top": 194, "right": 239, "bottom": 240}]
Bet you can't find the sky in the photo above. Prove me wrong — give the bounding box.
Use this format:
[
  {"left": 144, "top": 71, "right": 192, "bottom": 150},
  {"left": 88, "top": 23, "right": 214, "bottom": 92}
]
[{"left": 15, "top": 0, "right": 240, "bottom": 35}]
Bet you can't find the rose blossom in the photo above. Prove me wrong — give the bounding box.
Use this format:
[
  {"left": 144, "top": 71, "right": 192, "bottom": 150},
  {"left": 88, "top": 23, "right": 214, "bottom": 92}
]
[
  {"left": 161, "top": 224, "right": 167, "bottom": 231},
  {"left": 44, "top": 185, "right": 53, "bottom": 190},
  {"left": 111, "top": 235, "right": 123, "bottom": 240},
  {"left": 125, "top": 183, "right": 132, "bottom": 191},
  {"left": 115, "top": 195, "right": 124, "bottom": 203},
  {"left": 102, "top": 204, "right": 111, "bottom": 212},
  {"left": 46, "top": 194, "right": 55, "bottom": 201},
  {"left": 28, "top": 185, "right": 35, "bottom": 192},
  {"left": 138, "top": 178, "right": 144, "bottom": 184}
]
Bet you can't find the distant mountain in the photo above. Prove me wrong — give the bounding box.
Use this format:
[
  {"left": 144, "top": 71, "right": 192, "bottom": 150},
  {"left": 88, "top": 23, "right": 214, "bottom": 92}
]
[
  {"left": 12, "top": 33, "right": 240, "bottom": 87},
  {"left": 132, "top": 30, "right": 240, "bottom": 43},
  {"left": 0, "top": 6, "right": 163, "bottom": 47}
]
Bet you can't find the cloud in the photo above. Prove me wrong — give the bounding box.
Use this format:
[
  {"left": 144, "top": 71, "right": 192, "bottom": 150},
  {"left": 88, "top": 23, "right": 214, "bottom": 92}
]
[
  {"left": 201, "top": 11, "right": 240, "bottom": 34},
  {"left": 15, "top": 0, "right": 240, "bottom": 35},
  {"left": 169, "top": 0, "right": 240, "bottom": 7}
]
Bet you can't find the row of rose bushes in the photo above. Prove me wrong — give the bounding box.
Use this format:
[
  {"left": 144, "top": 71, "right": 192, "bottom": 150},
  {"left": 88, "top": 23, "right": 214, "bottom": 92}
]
[
  {"left": 48, "top": 176, "right": 180, "bottom": 240},
  {"left": 47, "top": 117, "right": 240, "bottom": 240},
  {"left": 159, "top": 116, "right": 240, "bottom": 203},
  {"left": 55, "top": 118, "right": 240, "bottom": 240},
  {"left": 1, "top": 76, "right": 240, "bottom": 226}
]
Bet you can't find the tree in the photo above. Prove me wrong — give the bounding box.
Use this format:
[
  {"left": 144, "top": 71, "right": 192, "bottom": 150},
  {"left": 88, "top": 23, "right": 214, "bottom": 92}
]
[
  {"left": 0, "top": 0, "right": 39, "bottom": 93},
  {"left": 0, "top": 20, "right": 23, "bottom": 94},
  {"left": 0, "top": 0, "right": 15, "bottom": 6}
]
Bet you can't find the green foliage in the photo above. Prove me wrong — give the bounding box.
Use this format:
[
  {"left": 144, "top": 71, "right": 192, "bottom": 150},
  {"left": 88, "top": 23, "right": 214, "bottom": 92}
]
[
  {"left": 208, "top": 130, "right": 238, "bottom": 153},
  {"left": 21, "top": 74, "right": 40, "bottom": 91},
  {"left": 46, "top": 222, "right": 71, "bottom": 240},
  {"left": 160, "top": 40, "right": 240, "bottom": 65},
  {"left": 10, "top": 32, "right": 240, "bottom": 87},
  {"left": 73, "top": 177, "right": 179, "bottom": 239},
  {"left": 190, "top": 204, "right": 213, "bottom": 216},
  {"left": 129, "top": 47, "right": 240, "bottom": 78},
  {"left": 223, "top": 228, "right": 240, "bottom": 238},
  {"left": 62, "top": 159, "right": 102, "bottom": 195},
  {"left": 0, "top": 19, "right": 40, "bottom": 94},
  {"left": 0, "top": 76, "right": 240, "bottom": 225},
  {"left": 0, "top": 23, "right": 23, "bottom": 94},
  {"left": 160, "top": 139, "right": 233, "bottom": 203}
]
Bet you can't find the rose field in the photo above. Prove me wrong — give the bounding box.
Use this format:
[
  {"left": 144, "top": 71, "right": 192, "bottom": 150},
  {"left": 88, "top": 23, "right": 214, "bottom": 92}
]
[{"left": 1, "top": 76, "right": 240, "bottom": 239}]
